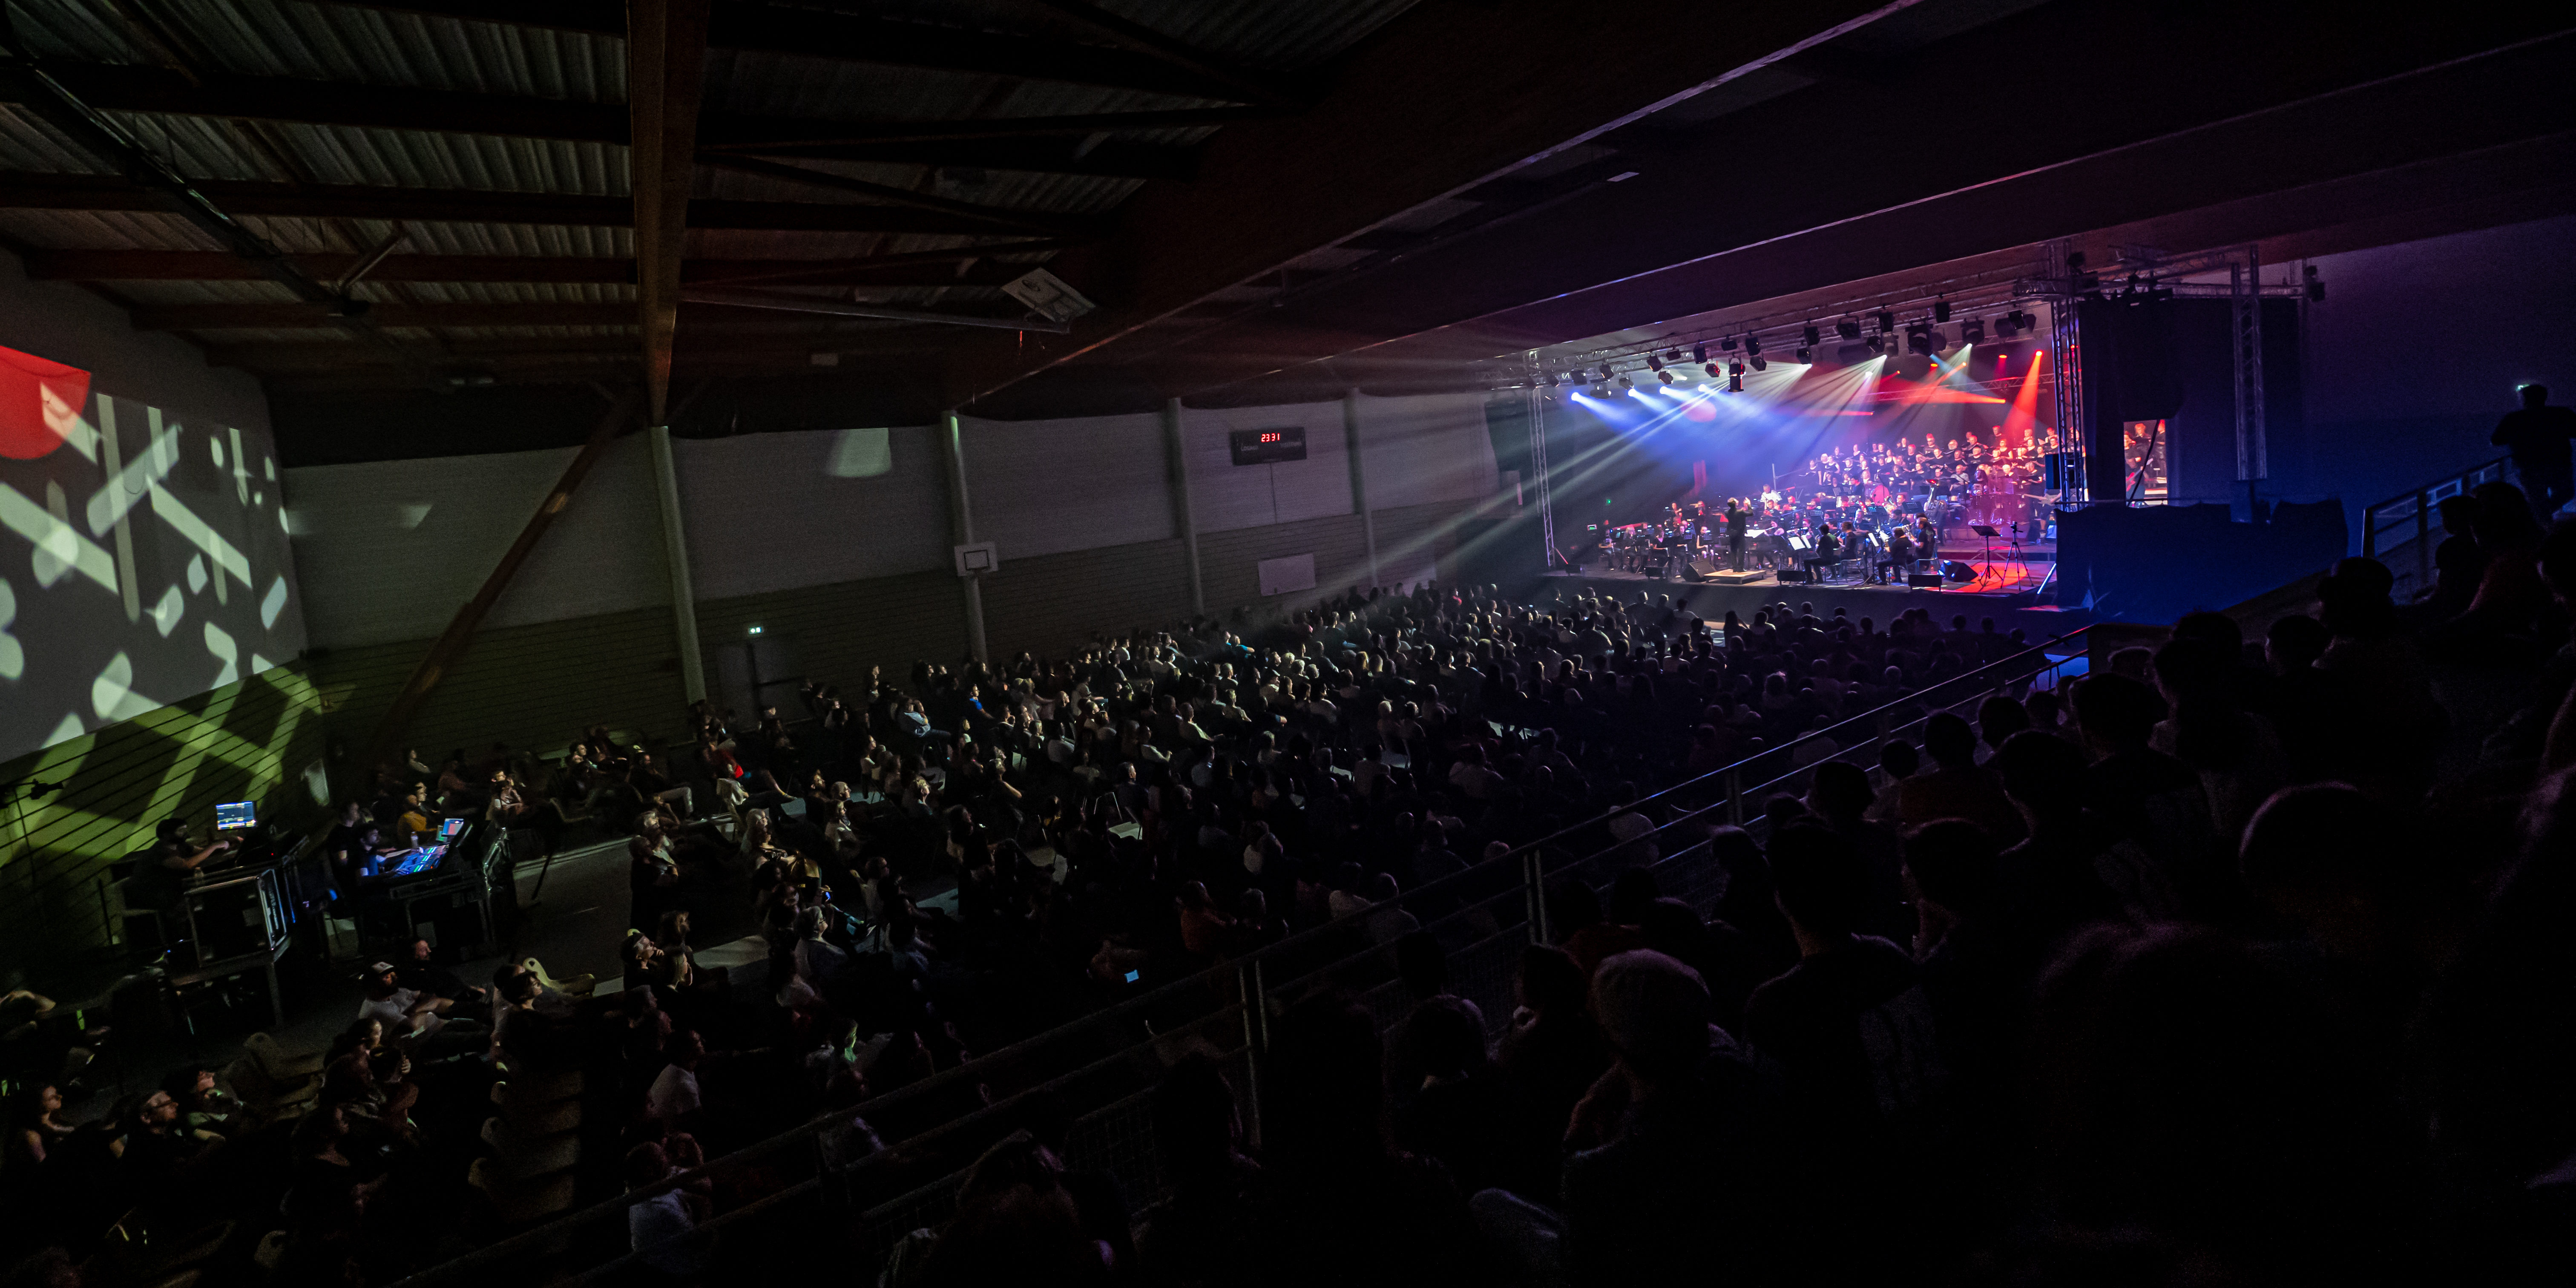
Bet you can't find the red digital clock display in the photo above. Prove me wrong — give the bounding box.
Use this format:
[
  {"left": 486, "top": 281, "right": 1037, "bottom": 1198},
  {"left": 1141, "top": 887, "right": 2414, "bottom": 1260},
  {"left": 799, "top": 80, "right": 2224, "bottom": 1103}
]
[{"left": 1229, "top": 426, "right": 1308, "bottom": 465}]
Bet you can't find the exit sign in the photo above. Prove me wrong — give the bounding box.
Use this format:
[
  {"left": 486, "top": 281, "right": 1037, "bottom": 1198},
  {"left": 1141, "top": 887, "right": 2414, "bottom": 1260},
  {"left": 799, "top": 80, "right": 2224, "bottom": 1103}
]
[{"left": 1228, "top": 426, "right": 1307, "bottom": 465}]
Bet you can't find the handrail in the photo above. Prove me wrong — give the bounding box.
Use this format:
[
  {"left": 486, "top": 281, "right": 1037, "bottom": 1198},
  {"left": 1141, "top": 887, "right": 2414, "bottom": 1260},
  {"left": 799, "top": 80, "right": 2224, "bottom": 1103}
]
[
  {"left": 599, "top": 642, "right": 2088, "bottom": 1285},
  {"left": 388, "top": 623, "right": 2090, "bottom": 1287},
  {"left": 2359, "top": 454, "right": 2512, "bottom": 596}
]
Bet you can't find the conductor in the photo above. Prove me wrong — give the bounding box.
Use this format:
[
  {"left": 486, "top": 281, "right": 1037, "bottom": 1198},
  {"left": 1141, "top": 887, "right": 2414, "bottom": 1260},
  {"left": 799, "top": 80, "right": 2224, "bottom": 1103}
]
[{"left": 1724, "top": 499, "right": 1749, "bottom": 572}]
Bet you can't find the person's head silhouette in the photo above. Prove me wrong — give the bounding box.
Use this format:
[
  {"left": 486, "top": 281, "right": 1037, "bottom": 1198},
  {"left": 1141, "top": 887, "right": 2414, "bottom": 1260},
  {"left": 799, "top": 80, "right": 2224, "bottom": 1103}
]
[{"left": 2522, "top": 383, "right": 2549, "bottom": 409}]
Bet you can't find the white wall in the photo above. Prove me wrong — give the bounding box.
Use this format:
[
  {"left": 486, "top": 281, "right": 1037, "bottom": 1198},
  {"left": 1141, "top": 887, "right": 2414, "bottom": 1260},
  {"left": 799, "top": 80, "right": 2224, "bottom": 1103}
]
[
  {"left": 1357, "top": 392, "right": 1503, "bottom": 509},
  {"left": 283, "top": 392, "right": 1499, "bottom": 647},
  {"left": 961, "top": 411, "right": 1173, "bottom": 560},
  {"left": 673, "top": 426, "right": 951, "bottom": 599},
  {"left": 1184, "top": 400, "right": 1355, "bottom": 532},
  {"left": 0, "top": 247, "right": 309, "bottom": 764},
  {"left": 0, "top": 247, "right": 272, "bottom": 439},
  {"left": 287, "top": 435, "right": 669, "bottom": 649}
]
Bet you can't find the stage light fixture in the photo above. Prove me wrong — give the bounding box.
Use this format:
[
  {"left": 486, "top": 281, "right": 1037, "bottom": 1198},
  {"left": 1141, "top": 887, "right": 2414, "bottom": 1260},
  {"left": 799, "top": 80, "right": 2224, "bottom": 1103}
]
[
  {"left": 1803, "top": 325, "right": 1822, "bottom": 347},
  {"left": 1541, "top": 371, "right": 1558, "bottom": 386},
  {"left": 1933, "top": 300, "right": 1952, "bottom": 323},
  {"left": 1961, "top": 318, "right": 1985, "bottom": 344},
  {"left": 1875, "top": 310, "right": 1895, "bottom": 334},
  {"left": 1728, "top": 373, "right": 1744, "bottom": 392},
  {"left": 1662, "top": 349, "right": 1682, "bottom": 364},
  {"left": 1749, "top": 355, "right": 1768, "bottom": 371},
  {"left": 1646, "top": 353, "right": 1664, "bottom": 372},
  {"left": 1618, "top": 374, "right": 1633, "bottom": 388},
  {"left": 1795, "top": 346, "right": 1814, "bottom": 363},
  {"left": 1720, "top": 336, "right": 1738, "bottom": 351},
  {"left": 1745, "top": 336, "right": 1762, "bottom": 356},
  {"left": 1599, "top": 365, "right": 1616, "bottom": 381},
  {"left": 1836, "top": 319, "right": 1862, "bottom": 340},
  {"left": 1659, "top": 370, "right": 1676, "bottom": 384},
  {"left": 1703, "top": 362, "right": 1720, "bottom": 378},
  {"left": 1863, "top": 335, "right": 1883, "bottom": 355},
  {"left": 1691, "top": 342, "right": 1708, "bottom": 364},
  {"left": 1906, "top": 327, "right": 1933, "bottom": 356},
  {"left": 1728, "top": 360, "right": 1745, "bottom": 377},
  {"left": 2304, "top": 264, "right": 2326, "bottom": 302}
]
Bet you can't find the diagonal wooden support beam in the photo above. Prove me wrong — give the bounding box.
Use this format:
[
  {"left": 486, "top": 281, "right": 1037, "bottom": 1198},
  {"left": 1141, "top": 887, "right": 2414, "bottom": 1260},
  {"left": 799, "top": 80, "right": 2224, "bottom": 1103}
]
[
  {"left": 629, "top": 0, "right": 711, "bottom": 423},
  {"left": 362, "top": 389, "right": 641, "bottom": 766}
]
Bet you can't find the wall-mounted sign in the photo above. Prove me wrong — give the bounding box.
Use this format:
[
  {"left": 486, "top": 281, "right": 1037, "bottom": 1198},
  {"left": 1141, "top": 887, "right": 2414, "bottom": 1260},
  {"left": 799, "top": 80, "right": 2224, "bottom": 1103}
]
[{"left": 1228, "top": 426, "right": 1307, "bottom": 466}]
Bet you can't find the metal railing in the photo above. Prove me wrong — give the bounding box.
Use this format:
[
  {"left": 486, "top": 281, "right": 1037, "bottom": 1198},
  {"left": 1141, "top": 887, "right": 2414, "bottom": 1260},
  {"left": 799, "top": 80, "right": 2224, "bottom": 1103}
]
[
  {"left": 390, "top": 626, "right": 2091, "bottom": 1288},
  {"left": 2360, "top": 454, "right": 2512, "bottom": 598}
]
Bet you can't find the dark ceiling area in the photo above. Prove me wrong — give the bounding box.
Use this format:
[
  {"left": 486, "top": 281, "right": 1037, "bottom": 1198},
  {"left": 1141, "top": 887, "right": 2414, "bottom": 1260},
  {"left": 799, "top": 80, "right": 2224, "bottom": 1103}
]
[{"left": 0, "top": 1, "right": 2567, "bottom": 462}]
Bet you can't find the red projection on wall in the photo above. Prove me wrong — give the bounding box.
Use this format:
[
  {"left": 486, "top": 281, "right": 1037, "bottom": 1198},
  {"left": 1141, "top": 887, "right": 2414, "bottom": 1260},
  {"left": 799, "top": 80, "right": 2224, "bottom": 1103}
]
[{"left": 0, "top": 343, "right": 92, "bottom": 460}]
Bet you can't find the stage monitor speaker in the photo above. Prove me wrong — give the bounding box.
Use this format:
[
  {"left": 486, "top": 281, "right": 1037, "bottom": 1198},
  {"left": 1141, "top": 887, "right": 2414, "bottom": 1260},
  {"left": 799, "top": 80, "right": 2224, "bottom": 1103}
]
[
  {"left": 1777, "top": 568, "right": 1811, "bottom": 583},
  {"left": 1943, "top": 561, "right": 1977, "bottom": 581},
  {"left": 1686, "top": 558, "right": 1718, "bottom": 581},
  {"left": 1908, "top": 573, "right": 1946, "bottom": 587}
]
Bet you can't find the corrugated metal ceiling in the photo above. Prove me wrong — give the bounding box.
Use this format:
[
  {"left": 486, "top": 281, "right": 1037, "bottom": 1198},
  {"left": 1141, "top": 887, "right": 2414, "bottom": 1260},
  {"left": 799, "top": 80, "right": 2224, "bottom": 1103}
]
[{"left": 0, "top": 0, "right": 1430, "bottom": 385}]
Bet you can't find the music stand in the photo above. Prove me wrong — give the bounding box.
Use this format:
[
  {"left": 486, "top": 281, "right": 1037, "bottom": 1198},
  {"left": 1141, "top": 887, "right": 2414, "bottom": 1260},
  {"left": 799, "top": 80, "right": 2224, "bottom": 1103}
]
[{"left": 1968, "top": 524, "right": 2003, "bottom": 584}]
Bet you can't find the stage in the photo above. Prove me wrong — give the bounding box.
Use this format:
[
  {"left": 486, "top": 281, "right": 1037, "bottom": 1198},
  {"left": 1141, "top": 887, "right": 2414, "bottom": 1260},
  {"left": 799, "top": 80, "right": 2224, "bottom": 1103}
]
[{"left": 1540, "top": 542, "right": 2083, "bottom": 635}]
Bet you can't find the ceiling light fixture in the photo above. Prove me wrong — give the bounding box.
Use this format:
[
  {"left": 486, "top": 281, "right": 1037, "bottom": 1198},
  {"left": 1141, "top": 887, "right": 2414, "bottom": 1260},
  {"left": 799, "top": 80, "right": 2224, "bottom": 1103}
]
[{"left": 1803, "top": 325, "right": 1822, "bottom": 347}]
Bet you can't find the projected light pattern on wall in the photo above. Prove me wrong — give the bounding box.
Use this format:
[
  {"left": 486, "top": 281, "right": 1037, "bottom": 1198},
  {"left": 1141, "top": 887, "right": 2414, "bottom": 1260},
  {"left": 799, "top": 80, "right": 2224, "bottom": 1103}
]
[{"left": 0, "top": 342, "right": 308, "bottom": 768}]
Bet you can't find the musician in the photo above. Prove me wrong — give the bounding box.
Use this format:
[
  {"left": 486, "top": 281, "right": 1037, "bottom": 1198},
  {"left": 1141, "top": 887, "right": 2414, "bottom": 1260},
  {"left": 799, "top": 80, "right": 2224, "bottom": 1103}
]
[
  {"left": 1803, "top": 523, "right": 1840, "bottom": 583},
  {"left": 1877, "top": 525, "right": 1917, "bottom": 584},
  {"left": 1724, "top": 499, "right": 1749, "bottom": 572}
]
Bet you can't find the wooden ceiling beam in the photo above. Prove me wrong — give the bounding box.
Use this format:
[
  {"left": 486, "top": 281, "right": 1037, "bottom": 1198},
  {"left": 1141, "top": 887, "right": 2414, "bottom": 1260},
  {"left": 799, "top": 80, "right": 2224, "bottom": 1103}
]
[
  {"left": 0, "top": 170, "right": 1079, "bottom": 233},
  {"left": 0, "top": 61, "right": 1200, "bottom": 178},
  {"left": 24, "top": 249, "right": 1046, "bottom": 283},
  {"left": 211, "top": 329, "right": 944, "bottom": 369},
  {"left": 306, "top": 1, "right": 1263, "bottom": 101},
  {"left": 628, "top": 0, "right": 711, "bottom": 424}
]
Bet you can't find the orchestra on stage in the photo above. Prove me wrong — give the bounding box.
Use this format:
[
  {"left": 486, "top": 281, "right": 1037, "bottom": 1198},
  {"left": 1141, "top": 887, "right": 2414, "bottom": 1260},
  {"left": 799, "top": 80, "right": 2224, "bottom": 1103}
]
[{"left": 1574, "top": 427, "right": 2057, "bottom": 584}]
